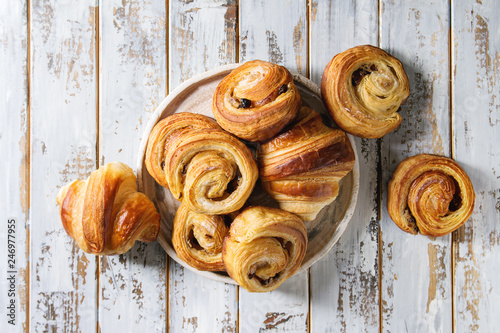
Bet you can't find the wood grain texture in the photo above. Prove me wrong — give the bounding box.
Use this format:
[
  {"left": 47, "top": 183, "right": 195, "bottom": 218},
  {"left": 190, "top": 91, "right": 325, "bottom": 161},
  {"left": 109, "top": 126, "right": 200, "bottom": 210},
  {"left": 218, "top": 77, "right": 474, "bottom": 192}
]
[
  {"left": 168, "top": 1, "right": 238, "bottom": 332},
  {"left": 309, "top": 1, "right": 380, "bottom": 331},
  {"left": 0, "top": 1, "right": 29, "bottom": 332},
  {"left": 452, "top": 1, "right": 500, "bottom": 332},
  {"left": 29, "top": 0, "right": 98, "bottom": 331},
  {"left": 238, "top": 1, "right": 309, "bottom": 332},
  {"left": 98, "top": 0, "right": 167, "bottom": 331},
  {"left": 380, "top": 1, "right": 452, "bottom": 332}
]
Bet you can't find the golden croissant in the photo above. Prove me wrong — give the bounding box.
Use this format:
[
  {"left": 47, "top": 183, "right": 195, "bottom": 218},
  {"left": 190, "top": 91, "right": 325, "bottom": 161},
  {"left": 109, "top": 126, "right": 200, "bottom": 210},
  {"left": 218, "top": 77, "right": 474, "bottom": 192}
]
[
  {"left": 145, "top": 112, "right": 258, "bottom": 215},
  {"left": 222, "top": 206, "right": 307, "bottom": 292},
  {"left": 172, "top": 204, "right": 229, "bottom": 271},
  {"left": 387, "top": 154, "right": 475, "bottom": 237},
  {"left": 258, "top": 106, "right": 355, "bottom": 221},
  {"left": 212, "top": 60, "right": 302, "bottom": 142},
  {"left": 56, "top": 162, "right": 160, "bottom": 255},
  {"left": 321, "top": 45, "right": 410, "bottom": 138}
]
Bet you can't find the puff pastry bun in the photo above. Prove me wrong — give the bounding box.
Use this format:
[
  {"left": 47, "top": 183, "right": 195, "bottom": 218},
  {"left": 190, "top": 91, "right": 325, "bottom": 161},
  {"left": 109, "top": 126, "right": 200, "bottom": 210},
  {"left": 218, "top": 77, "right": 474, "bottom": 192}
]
[
  {"left": 222, "top": 206, "right": 307, "bottom": 292},
  {"left": 145, "top": 112, "right": 258, "bottom": 215},
  {"left": 172, "top": 204, "right": 229, "bottom": 271},
  {"left": 321, "top": 45, "right": 410, "bottom": 138},
  {"left": 56, "top": 162, "right": 160, "bottom": 255},
  {"left": 258, "top": 106, "right": 355, "bottom": 221},
  {"left": 212, "top": 60, "right": 302, "bottom": 142},
  {"left": 387, "top": 154, "right": 475, "bottom": 236}
]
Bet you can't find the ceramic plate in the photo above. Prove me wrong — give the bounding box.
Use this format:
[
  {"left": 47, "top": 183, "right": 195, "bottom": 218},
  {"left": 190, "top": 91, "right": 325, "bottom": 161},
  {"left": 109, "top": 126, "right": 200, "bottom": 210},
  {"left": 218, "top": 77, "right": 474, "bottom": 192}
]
[{"left": 137, "top": 63, "right": 359, "bottom": 284}]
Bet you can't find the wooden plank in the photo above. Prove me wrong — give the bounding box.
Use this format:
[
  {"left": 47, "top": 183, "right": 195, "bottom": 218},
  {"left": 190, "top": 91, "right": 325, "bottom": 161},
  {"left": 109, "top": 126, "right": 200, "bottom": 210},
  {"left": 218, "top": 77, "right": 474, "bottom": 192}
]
[
  {"left": 452, "top": 1, "right": 500, "bottom": 332},
  {"left": 168, "top": 1, "right": 239, "bottom": 332},
  {"left": 308, "top": 1, "right": 380, "bottom": 331},
  {"left": 98, "top": 0, "right": 167, "bottom": 331},
  {"left": 0, "top": 1, "right": 29, "bottom": 332},
  {"left": 380, "top": 1, "right": 452, "bottom": 332},
  {"left": 238, "top": 1, "right": 309, "bottom": 332},
  {"left": 29, "top": 1, "right": 98, "bottom": 331}
]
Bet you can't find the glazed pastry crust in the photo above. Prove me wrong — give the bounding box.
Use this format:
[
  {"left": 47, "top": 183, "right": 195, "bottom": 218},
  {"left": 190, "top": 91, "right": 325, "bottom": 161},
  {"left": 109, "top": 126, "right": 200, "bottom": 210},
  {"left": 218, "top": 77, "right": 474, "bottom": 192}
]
[
  {"left": 145, "top": 112, "right": 258, "bottom": 215},
  {"left": 258, "top": 106, "right": 355, "bottom": 221},
  {"left": 56, "top": 162, "right": 160, "bottom": 255},
  {"left": 172, "top": 204, "right": 228, "bottom": 271},
  {"left": 222, "top": 206, "right": 307, "bottom": 293},
  {"left": 212, "top": 60, "right": 302, "bottom": 142},
  {"left": 387, "top": 154, "right": 475, "bottom": 236},
  {"left": 321, "top": 45, "right": 410, "bottom": 138}
]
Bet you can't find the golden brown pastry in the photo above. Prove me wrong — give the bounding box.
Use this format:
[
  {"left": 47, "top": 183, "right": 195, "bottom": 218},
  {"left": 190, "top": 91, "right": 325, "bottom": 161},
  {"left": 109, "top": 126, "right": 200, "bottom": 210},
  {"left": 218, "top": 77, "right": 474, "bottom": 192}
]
[
  {"left": 145, "top": 112, "right": 258, "bottom": 215},
  {"left": 172, "top": 204, "right": 228, "bottom": 271},
  {"left": 258, "top": 106, "right": 355, "bottom": 221},
  {"left": 321, "top": 45, "right": 410, "bottom": 138},
  {"left": 222, "top": 206, "right": 307, "bottom": 292},
  {"left": 387, "top": 154, "right": 475, "bottom": 236},
  {"left": 56, "top": 162, "right": 160, "bottom": 255},
  {"left": 145, "top": 112, "right": 221, "bottom": 189},
  {"left": 212, "top": 60, "right": 302, "bottom": 142}
]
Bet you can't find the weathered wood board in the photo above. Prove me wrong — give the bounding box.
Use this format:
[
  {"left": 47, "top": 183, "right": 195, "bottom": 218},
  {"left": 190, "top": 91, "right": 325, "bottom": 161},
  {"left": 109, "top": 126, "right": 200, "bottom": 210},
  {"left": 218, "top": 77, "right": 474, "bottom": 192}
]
[
  {"left": 452, "top": 1, "right": 500, "bottom": 332},
  {"left": 380, "top": 1, "right": 452, "bottom": 332},
  {"left": 0, "top": 1, "right": 29, "bottom": 332},
  {"left": 29, "top": 1, "right": 98, "bottom": 331},
  {"left": 309, "top": 0, "right": 380, "bottom": 331},
  {"left": 98, "top": 0, "right": 167, "bottom": 331}
]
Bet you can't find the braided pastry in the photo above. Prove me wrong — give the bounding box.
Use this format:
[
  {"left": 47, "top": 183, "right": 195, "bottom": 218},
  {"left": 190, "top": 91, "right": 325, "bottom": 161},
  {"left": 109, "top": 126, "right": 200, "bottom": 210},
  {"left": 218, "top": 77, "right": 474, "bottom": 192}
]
[
  {"left": 387, "top": 154, "right": 475, "bottom": 236},
  {"left": 145, "top": 112, "right": 258, "bottom": 215},
  {"left": 321, "top": 45, "right": 410, "bottom": 138},
  {"left": 56, "top": 162, "right": 160, "bottom": 255},
  {"left": 222, "top": 206, "right": 307, "bottom": 292},
  {"left": 172, "top": 204, "right": 229, "bottom": 271},
  {"left": 258, "top": 106, "right": 355, "bottom": 221},
  {"left": 212, "top": 60, "right": 302, "bottom": 142}
]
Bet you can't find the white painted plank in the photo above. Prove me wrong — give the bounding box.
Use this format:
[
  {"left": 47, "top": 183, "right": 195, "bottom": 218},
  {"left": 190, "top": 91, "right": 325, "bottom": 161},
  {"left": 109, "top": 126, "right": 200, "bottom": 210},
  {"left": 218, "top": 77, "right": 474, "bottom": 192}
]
[
  {"left": 0, "top": 1, "right": 29, "bottom": 332},
  {"left": 380, "top": 1, "right": 452, "bottom": 332},
  {"left": 29, "top": 1, "right": 98, "bottom": 331},
  {"left": 98, "top": 0, "right": 167, "bottom": 331},
  {"left": 239, "top": 0, "right": 308, "bottom": 77},
  {"left": 168, "top": 1, "right": 239, "bottom": 332},
  {"left": 238, "top": 1, "right": 309, "bottom": 332},
  {"left": 452, "top": 1, "right": 500, "bottom": 332},
  {"left": 309, "top": 1, "right": 380, "bottom": 331}
]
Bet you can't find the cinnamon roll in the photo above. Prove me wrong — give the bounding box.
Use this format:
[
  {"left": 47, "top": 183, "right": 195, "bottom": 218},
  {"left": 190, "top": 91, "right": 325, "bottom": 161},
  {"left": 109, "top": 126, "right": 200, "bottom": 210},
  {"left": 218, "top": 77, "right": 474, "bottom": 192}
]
[
  {"left": 212, "top": 60, "right": 302, "bottom": 142},
  {"left": 321, "top": 45, "right": 410, "bottom": 138},
  {"left": 172, "top": 204, "right": 228, "bottom": 271},
  {"left": 145, "top": 112, "right": 258, "bottom": 215},
  {"left": 222, "top": 206, "right": 307, "bottom": 292},
  {"left": 56, "top": 162, "right": 160, "bottom": 255},
  {"left": 387, "top": 154, "right": 475, "bottom": 236},
  {"left": 258, "top": 106, "right": 355, "bottom": 221}
]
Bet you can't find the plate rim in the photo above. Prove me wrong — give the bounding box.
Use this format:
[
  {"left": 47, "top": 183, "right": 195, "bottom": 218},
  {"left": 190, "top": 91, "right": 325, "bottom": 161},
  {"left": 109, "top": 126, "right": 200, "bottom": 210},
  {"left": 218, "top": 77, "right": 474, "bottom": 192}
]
[{"left": 137, "top": 62, "right": 359, "bottom": 285}]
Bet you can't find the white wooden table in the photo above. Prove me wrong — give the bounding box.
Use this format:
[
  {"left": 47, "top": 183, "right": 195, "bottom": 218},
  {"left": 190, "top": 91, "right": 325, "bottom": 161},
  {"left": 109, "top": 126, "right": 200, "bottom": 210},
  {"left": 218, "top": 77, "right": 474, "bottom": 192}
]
[{"left": 1, "top": 1, "right": 499, "bottom": 332}]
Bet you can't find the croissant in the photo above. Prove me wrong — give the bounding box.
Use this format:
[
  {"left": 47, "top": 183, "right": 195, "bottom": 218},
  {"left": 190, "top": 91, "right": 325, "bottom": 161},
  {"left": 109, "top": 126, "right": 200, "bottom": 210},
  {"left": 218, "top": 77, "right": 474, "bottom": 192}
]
[
  {"left": 212, "top": 60, "right": 302, "bottom": 142},
  {"left": 222, "top": 206, "right": 307, "bottom": 292},
  {"left": 387, "top": 154, "right": 475, "bottom": 237},
  {"left": 56, "top": 162, "right": 160, "bottom": 255},
  {"left": 145, "top": 112, "right": 258, "bottom": 215},
  {"left": 172, "top": 204, "right": 228, "bottom": 271},
  {"left": 258, "top": 106, "right": 355, "bottom": 221},
  {"left": 321, "top": 45, "right": 410, "bottom": 138}
]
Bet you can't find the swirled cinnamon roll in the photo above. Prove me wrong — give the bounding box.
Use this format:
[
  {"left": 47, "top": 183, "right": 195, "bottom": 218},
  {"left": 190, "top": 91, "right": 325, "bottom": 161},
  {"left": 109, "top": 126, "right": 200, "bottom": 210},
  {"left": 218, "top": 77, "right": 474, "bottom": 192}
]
[
  {"left": 321, "top": 45, "right": 410, "bottom": 138},
  {"left": 56, "top": 162, "right": 160, "bottom": 255},
  {"left": 387, "top": 154, "right": 475, "bottom": 236},
  {"left": 222, "top": 206, "right": 307, "bottom": 292},
  {"left": 172, "top": 204, "right": 228, "bottom": 271},
  {"left": 212, "top": 60, "right": 302, "bottom": 142},
  {"left": 145, "top": 112, "right": 258, "bottom": 215},
  {"left": 258, "top": 106, "right": 355, "bottom": 221}
]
